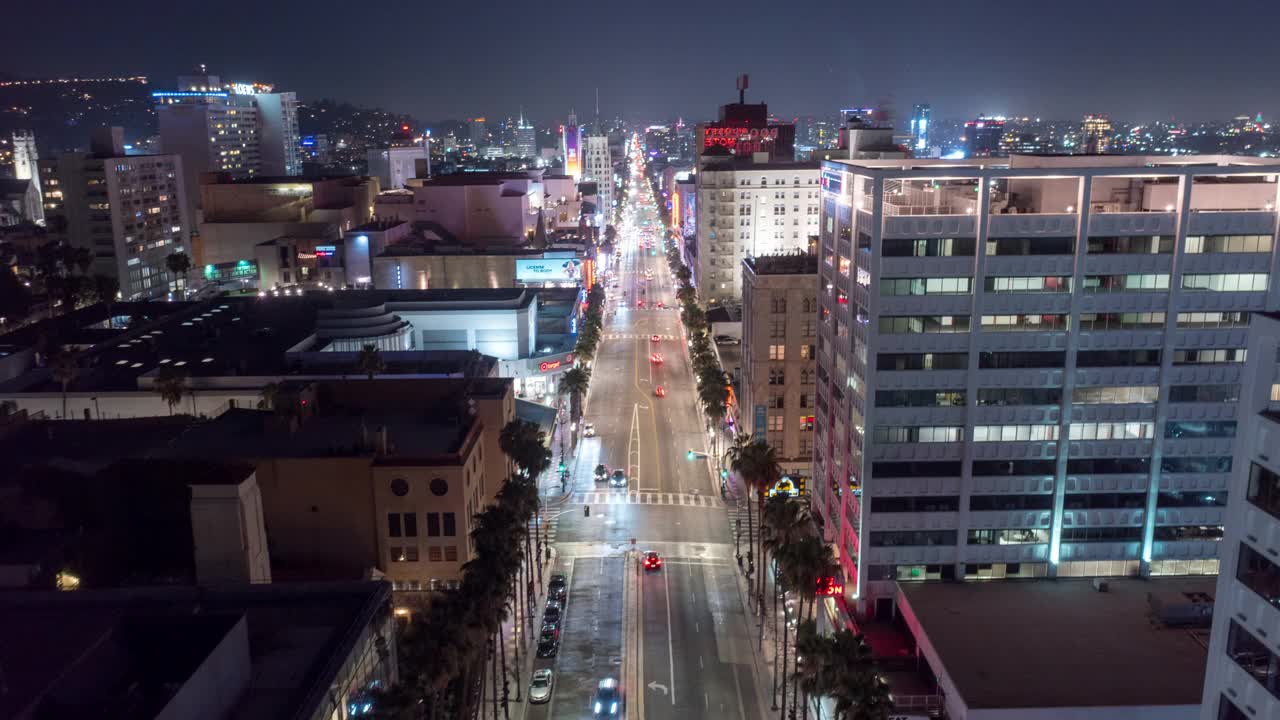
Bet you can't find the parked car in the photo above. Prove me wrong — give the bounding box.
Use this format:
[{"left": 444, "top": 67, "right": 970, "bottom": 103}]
[
  {"left": 595, "top": 464, "right": 609, "bottom": 483},
  {"left": 529, "top": 669, "right": 554, "bottom": 704},
  {"left": 714, "top": 335, "right": 741, "bottom": 345},
  {"left": 537, "top": 630, "right": 560, "bottom": 657},
  {"left": 549, "top": 573, "right": 567, "bottom": 595},
  {"left": 583, "top": 422, "right": 596, "bottom": 437}
]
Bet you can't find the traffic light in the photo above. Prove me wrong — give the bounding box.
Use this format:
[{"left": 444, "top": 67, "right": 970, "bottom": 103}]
[
  {"left": 558, "top": 462, "right": 566, "bottom": 473},
  {"left": 687, "top": 450, "right": 695, "bottom": 460},
  {"left": 721, "top": 469, "right": 729, "bottom": 479}
]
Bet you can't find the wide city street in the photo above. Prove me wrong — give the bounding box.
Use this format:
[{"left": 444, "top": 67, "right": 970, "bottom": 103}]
[{"left": 527, "top": 138, "right": 766, "bottom": 720}]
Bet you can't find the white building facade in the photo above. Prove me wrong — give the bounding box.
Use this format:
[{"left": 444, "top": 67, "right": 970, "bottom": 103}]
[
  {"left": 695, "top": 158, "right": 820, "bottom": 306},
  {"left": 582, "top": 134, "right": 613, "bottom": 227},
  {"left": 1200, "top": 311, "right": 1280, "bottom": 720},
  {"left": 813, "top": 154, "right": 1280, "bottom": 617}
]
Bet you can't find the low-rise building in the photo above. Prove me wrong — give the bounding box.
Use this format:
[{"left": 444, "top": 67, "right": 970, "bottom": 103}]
[
  {"left": 742, "top": 253, "right": 818, "bottom": 493},
  {"left": 0, "top": 581, "right": 395, "bottom": 720}
]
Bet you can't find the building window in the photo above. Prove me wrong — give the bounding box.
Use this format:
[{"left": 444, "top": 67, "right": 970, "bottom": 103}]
[
  {"left": 977, "top": 387, "right": 1061, "bottom": 406},
  {"left": 771, "top": 295, "right": 787, "bottom": 313},
  {"left": 427, "top": 546, "right": 442, "bottom": 562},
  {"left": 1162, "top": 456, "right": 1232, "bottom": 474},
  {"left": 1237, "top": 543, "right": 1280, "bottom": 607},
  {"left": 1082, "top": 274, "right": 1170, "bottom": 291},
  {"left": 767, "top": 415, "right": 784, "bottom": 432},
  {"left": 427, "top": 513, "right": 441, "bottom": 537},
  {"left": 872, "top": 426, "right": 964, "bottom": 443},
  {"left": 875, "top": 390, "right": 966, "bottom": 407},
  {"left": 877, "top": 315, "right": 970, "bottom": 334},
  {"left": 966, "top": 528, "right": 1050, "bottom": 545},
  {"left": 1058, "top": 527, "right": 1145, "bottom": 543},
  {"left": 984, "top": 276, "right": 1071, "bottom": 293},
  {"left": 969, "top": 494, "right": 1054, "bottom": 511},
  {"left": 1165, "top": 421, "right": 1237, "bottom": 439},
  {"left": 800, "top": 415, "right": 814, "bottom": 431},
  {"left": 973, "top": 424, "right": 1060, "bottom": 442},
  {"left": 1185, "top": 234, "right": 1273, "bottom": 254},
  {"left": 391, "top": 545, "right": 420, "bottom": 562},
  {"left": 869, "top": 530, "right": 957, "bottom": 547},
  {"left": 388, "top": 512, "right": 417, "bottom": 537},
  {"left": 1172, "top": 348, "right": 1247, "bottom": 365},
  {"left": 1226, "top": 620, "right": 1280, "bottom": 701},
  {"left": 1087, "top": 235, "right": 1174, "bottom": 254},
  {"left": 769, "top": 368, "right": 785, "bottom": 385},
  {"left": 879, "top": 277, "right": 973, "bottom": 296},
  {"left": 870, "top": 496, "right": 960, "bottom": 513},
  {"left": 1068, "top": 422, "right": 1155, "bottom": 440},
  {"left": 1071, "top": 386, "right": 1158, "bottom": 404},
  {"left": 445, "top": 546, "right": 459, "bottom": 562},
  {"left": 769, "top": 345, "right": 785, "bottom": 360},
  {"left": 1078, "top": 312, "right": 1166, "bottom": 331},
  {"left": 1176, "top": 311, "right": 1250, "bottom": 328},
  {"left": 1181, "top": 273, "right": 1269, "bottom": 292},
  {"left": 980, "top": 314, "right": 1069, "bottom": 332},
  {"left": 443, "top": 512, "right": 456, "bottom": 536},
  {"left": 1247, "top": 462, "right": 1280, "bottom": 520}
]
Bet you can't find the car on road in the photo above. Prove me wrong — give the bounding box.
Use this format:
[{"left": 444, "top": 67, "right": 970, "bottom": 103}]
[
  {"left": 650, "top": 334, "right": 661, "bottom": 343},
  {"left": 650, "top": 352, "right": 664, "bottom": 364},
  {"left": 656, "top": 301, "right": 664, "bottom": 309},
  {"left": 714, "top": 334, "right": 741, "bottom": 345},
  {"left": 536, "top": 632, "right": 559, "bottom": 658},
  {"left": 583, "top": 422, "right": 596, "bottom": 437},
  {"left": 643, "top": 551, "right": 663, "bottom": 571},
  {"left": 529, "top": 669, "right": 554, "bottom": 704},
  {"left": 541, "top": 619, "right": 560, "bottom": 635},
  {"left": 610, "top": 469, "right": 627, "bottom": 488},
  {"left": 548, "top": 573, "right": 567, "bottom": 597},
  {"left": 595, "top": 464, "right": 609, "bottom": 483},
  {"left": 655, "top": 385, "right": 666, "bottom": 398},
  {"left": 592, "top": 678, "right": 623, "bottom": 717},
  {"left": 544, "top": 601, "right": 562, "bottom": 623}
]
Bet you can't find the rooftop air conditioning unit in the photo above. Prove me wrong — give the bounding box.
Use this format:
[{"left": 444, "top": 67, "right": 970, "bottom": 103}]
[
  {"left": 1092, "top": 578, "right": 1109, "bottom": 592},
  {"left": 1148, "top": 590, "right": 1215, "bottom": 627}
]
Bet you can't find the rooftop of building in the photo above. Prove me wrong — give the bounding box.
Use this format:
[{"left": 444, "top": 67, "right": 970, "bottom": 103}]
[
  {"left": 0, "top": 581, "right": 390, "bottom": 720},
  {"left": 202, "top": 173, "right": 370, "bottom": 186},
  {"left": 162, "top": 407, "right": 476, "bottom": 461},
  {"left": 701, "top": 157, "right": 821, "bottom": 172},
  {"left": 826, "top": 153, "right": 1280, "bottom": 175},
  {"left": 898, "top": 576, "right": 1213, "bottom": 711},
  {"left": 0, "top": 417, "right": 201, "bottom": 474},
  {"left": 417, "top": 171, "right": 539, "bottom": 187},
  {"left": 744, "top": 253, "right": 819, "bottom": 276},
  {"left": 351, "top": 218, "right": 407, "bottom": 232},
  {"left": 0, "top": 292, "right": 539, "bottom": 391}
]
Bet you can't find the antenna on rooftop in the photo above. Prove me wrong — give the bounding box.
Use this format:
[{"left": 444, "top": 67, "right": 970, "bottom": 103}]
[{"left": 737, "top": 74, "right": 749, "bottom": 104}]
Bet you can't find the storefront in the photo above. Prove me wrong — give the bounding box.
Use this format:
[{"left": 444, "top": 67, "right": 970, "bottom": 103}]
[{"left": 500, "top": 351, "right": 576, "bottom": 402}]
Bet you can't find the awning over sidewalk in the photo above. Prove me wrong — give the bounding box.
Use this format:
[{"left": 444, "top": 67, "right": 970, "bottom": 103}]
[{"left": 516, "top": 398, "right": 558, "bottom": 441}]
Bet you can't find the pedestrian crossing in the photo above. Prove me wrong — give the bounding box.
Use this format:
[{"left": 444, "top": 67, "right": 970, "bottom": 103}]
[
  {"left": 604, "top": 333, "right": 678, "bottom": 340},
  {"left": 534, "top": 512, "right": 560, "bottom": 547},
  {"left": 574, "top": 490, "right": 724, "bottom": 508},
  {"left": 727, "top": 500, "right": 752, "bottom": 542}
]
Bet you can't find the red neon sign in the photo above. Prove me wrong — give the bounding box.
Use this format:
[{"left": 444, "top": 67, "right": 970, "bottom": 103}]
[
  {"left": 539, "top": 360, "right": 561, "bottom": 372},
  {"left": 816, "top": 576, "right": 844, "bottom": 596}
]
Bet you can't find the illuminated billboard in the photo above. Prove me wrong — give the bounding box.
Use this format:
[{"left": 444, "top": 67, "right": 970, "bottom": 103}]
[
  {"left": 562, "top": 124, "right": 582, "bottom": 181},
  {"left": 517, "top": 258, "right": 582, "bottom": 283}
]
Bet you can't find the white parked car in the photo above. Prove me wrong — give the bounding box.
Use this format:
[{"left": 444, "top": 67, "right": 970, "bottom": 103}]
[
  {"left": 583, "top": 422, "right": 596, "bottom": 437},
  {"left": 530, "top": 669, "right": 554, "bottom": 704}
]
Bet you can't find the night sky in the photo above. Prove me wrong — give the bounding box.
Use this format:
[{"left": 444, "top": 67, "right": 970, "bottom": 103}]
[{"left": 6, "top": 0, "right": 1280, "bottom": 124}]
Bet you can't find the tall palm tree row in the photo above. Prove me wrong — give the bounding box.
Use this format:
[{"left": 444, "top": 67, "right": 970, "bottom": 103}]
[
  {"left": 356, "top": 343, "right": 386, "bottom": 380},
  {"left": 761, "top": 498, "right": 895, "bottom": 720},
  {"left": 153, "top": 366, "right": 189, "bottom": 416}
]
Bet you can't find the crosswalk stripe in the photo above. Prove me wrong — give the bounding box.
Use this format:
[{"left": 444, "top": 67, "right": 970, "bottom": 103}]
[{"left": 572, "top": 491, "right": 724, "bottom": 508}]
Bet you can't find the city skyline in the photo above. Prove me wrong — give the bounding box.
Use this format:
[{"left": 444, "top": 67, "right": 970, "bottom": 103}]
[{"left": 4, "top": 0, "right": 1280, "bottom": 123}]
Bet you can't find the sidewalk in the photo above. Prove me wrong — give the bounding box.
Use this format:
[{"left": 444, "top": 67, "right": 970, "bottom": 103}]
[{"left": 487, "top": 546, "right": 558, "bottom": 720}]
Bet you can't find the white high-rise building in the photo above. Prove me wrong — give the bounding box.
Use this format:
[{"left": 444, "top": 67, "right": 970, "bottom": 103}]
[
  {"left": 10, "top": 130, "right": 44, "bottom": 225},
  {"left": 155, "top": 74, "right": 301, "bottom": 218},
  {"left": 40, "top": 127, "right": 190, "bottom": 300},
  {"left": 1200, "top": 311, "right": 1280, "bottom": 720},
  {"left": 582, "top": 134, "right": 612, "bottom": 227},
  {"left": 693, "top": 157, "right": 820, "bottom": 306},
  {"left": 812, "top": 154, "right": 1280, "bottom": 618}
]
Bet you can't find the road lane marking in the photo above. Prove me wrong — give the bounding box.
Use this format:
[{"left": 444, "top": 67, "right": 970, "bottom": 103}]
[{"left": 663, "top": 566, "right": 676, "bottom": 705}]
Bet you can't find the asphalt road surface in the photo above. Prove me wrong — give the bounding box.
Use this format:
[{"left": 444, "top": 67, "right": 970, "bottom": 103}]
[{"left": 528, "top": 136, "right": 765, "bottom": 720}]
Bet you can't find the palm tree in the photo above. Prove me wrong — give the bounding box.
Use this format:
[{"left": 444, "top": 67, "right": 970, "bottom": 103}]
[
  {"left": 499, "top": 419, "right": 551, "bottom": 479},
  {"left": 558, "top": 366, "right": 591, "bottom": 423},
  {"left": 165, "top": 251, "right": 192, "bottom": 296},
  {"left": 825, "top": 629, "right": 892, "bottom": 720},
  {"left": 154, "top": 366, "right": 188, "bottom": 415},
  {"left": 781, "top": 535, "right": 835, "bottom": 719},
  {"left": 727, "top": 436, "right": 782, "bottom": 646},
  {"left": 49, "top": 349, "right": 78, "bottom": 419},
  {"left": 356, "top": 344, "right": 385, "bottom": 380},
  {"left": 763, "top": 498, "right": 811, "bottom": 714},
  {"left": 795, "top": 620, "right": 831, "bottom": 720}
]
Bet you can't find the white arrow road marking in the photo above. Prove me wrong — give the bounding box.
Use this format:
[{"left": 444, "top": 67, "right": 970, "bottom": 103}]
[{"left": 647, "top": 681, "right": 668, "bottom": 695}]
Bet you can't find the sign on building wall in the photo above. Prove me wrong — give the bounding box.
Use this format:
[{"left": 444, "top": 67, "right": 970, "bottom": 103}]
[
  {"left": 516, "top": 258, "right": 582, "bottom": 283},
  {"left": 753, "top": 405, "right": 767, "bottom": 441}
]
